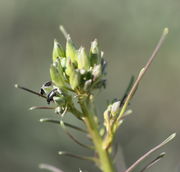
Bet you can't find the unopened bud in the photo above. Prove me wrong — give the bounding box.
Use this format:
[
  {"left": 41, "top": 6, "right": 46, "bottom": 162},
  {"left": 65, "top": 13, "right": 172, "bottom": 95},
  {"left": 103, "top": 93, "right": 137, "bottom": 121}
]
[
  {"left": 92, "top": 64, "right": 102, "bottom": 81},
  {"left": 90, "top": 39, "right": 100, "bottom": 66},
  {"left": 84, "top": 79, "right": 92, "bottom": 91},
  {"left": 66, "top": 35, "right": 77, "bottom": 63},
  {"left": 111, "top": 101, "right": 121, "bottom": 116},
  {"left": 77, "top": 47, "right": 90, "bottom": 70},
  {"left": 91, "top": 39, "right": 98, "bottom": 53}
]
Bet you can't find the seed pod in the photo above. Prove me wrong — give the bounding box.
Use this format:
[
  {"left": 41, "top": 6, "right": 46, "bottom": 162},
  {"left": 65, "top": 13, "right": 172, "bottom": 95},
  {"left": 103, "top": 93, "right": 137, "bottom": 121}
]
[
  {"left": 66, "top": 35, "right": 77, "bottom": 63},
  {"left": 52, "top": 39, "right": 65, "bottom": 62},
  {"left": 77, "top": 47, "right": 90, "bottom": 70}
]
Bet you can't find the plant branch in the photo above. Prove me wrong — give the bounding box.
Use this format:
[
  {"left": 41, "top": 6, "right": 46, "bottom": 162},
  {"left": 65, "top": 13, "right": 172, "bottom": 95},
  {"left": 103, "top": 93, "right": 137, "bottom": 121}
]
[
  {"left": 79, "top": 99, "right": 116, "bottom": 172},
  {"left": 139, "top": 152, "right": 166, "bottom": 172},
  {"left": 29, "top": 106, "right": 55, "bottom": 110},
  {"left": 124, "top": 133, "right": 176, "bottom": 172},
  {"left": 117, "top": 28, "right": 169, "bottom": 121},
  {"left": 40, "top": 118, "right": 87, "bottom": 133},
  {"left": 60, "top": 120, "right": 93, "bottom": 150},
  {"left": 58, "top": 151, "right": 95, "bottom": 162}
]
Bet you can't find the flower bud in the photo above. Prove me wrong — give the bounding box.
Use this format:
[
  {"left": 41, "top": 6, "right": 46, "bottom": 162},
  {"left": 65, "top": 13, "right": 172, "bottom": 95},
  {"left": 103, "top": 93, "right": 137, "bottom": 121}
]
[
  {"left": 84, "top": 79, "right": 92, "bottom": 91},
  {"left": 52, "top": 39, "right": 65, "bottom": 62},
  {"left": 92, "top": 64, "right": 102, "bottom": 81},
  {"left": 66, "top": 35, "right": 77, "bottom": 63},
  {"left": 77, "top": 47, "right": 90, "bottom": 70},
  {"left": 50, "top": 65, "right": 66, "bottom": 88},
  {"left": 111, "top": 101, "right": 121, "bottom": 116},
  {"left": 90, "top": 39, "right": 100, "bottom": 66},
  {"left": 101, "top": 59, "right": 107, "bottom": 74}
]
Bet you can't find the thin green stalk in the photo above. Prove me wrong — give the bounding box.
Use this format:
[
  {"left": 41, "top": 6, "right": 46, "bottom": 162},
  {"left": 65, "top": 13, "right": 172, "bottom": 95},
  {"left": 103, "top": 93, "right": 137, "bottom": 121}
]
[
  {"left": 79, "top": 100, "right": 116, "bottom": 172},
  {"left": 117, "top": 28, "right": 169, "bottom": 122}
]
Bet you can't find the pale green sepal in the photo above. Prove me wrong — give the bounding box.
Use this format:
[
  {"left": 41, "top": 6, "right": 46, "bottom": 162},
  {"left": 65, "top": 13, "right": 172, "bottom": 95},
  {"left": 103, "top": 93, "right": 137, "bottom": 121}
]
[
  {"left": 50, "top": 65, "right": 66, "bottom": 88},
  {"left": 65, "top": 58, "right": 75, "bottom": 76},
  {"left": 69, "top": 71, "right": 80, "bottom": 90}
]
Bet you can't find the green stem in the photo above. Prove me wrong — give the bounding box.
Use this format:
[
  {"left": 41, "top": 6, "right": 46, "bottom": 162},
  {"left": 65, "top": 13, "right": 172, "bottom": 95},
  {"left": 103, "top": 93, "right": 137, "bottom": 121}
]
[{"left": 79, "top": 100, "right": 116, "bottom": 172}]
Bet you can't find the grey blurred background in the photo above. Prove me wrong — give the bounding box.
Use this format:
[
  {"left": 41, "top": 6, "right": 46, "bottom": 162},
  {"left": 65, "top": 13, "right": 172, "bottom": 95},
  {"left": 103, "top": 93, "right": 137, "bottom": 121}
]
[{"left": 0, "top": 0, "right": 180, "bottom": 172}]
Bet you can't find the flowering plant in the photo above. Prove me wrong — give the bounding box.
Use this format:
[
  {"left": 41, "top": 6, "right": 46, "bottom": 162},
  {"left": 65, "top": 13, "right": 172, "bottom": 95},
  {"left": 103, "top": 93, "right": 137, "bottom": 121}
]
[{"left": 16, "top": 26, "right": 175, "bottom": 172}]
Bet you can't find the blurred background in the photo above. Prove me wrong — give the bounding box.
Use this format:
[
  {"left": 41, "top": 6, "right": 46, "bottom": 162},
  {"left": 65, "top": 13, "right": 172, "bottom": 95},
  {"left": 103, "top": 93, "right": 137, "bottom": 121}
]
[{"left": 0, "top": 0, "right": 180, "bottom": 171}]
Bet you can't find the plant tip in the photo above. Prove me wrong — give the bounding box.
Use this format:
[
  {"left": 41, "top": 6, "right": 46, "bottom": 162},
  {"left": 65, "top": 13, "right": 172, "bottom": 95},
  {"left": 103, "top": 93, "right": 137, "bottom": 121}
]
[
  {"left": 39, "top": 118, "right": 45, "bottom": 122},
  {"left": 59, "top": 25, "right": 68, "bottom": 39},
  {"left": 171, "top": 133, "right": 176, "bottom": 139},
  {"left": 59, "top": 25, "right": 64, "bottom": 31},
  {"left": 159, "top": 152, "right": 166, "bottom": 157},
  {"left": 163, "top": 27, "right": 169, "bottom": 35},
  {"left": 58, "top": 151, "right": 64, "bottom": 155},
  {"left": 14, "top": 84, "right": 19, "bottom": 88},
  {"left": 29, "top": 107, "right": 35, "bottom": 110}
]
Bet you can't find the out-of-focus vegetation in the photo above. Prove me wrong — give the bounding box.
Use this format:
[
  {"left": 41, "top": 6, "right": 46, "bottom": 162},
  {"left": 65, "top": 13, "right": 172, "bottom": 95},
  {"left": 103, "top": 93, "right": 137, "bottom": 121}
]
[{"left": 0, "top": 0, "right": 180, "bottom": 172}]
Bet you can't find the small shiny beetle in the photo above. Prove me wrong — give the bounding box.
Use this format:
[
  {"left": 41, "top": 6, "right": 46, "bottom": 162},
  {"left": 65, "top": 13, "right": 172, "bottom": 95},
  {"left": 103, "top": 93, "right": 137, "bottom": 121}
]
[{"left": 40, "top": 81, "right": 52, "bottom": 95}]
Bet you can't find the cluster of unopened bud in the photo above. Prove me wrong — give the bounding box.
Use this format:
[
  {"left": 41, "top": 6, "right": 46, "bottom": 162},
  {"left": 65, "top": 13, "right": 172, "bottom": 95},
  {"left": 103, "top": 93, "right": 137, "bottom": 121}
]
[
  {"left": 38, "top": 28, "right": 107, "bottom": 116},
  {"left": 102, "top": 100, "right": 123, "bottom": 149},
  {"left": 103, "top": 101, "right": 121, "bottom": 133},
  {"left": 50, "top": 33, "right": 106, "bottom": 93}
]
